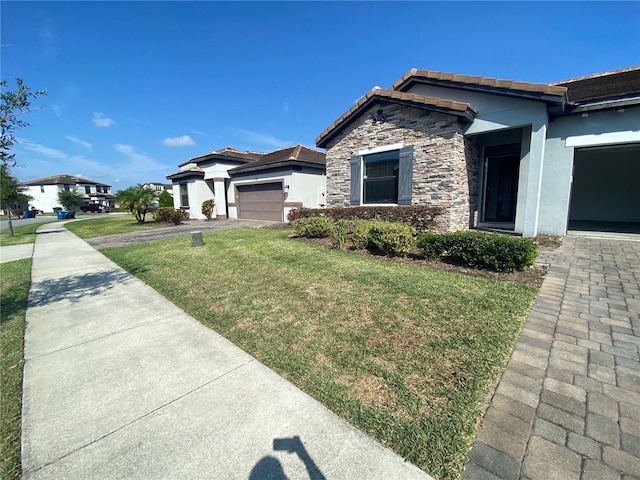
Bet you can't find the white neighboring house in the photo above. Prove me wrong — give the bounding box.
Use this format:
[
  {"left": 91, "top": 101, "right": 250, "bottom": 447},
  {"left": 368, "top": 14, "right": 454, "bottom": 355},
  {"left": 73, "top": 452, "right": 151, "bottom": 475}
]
[
  {"left": 166, "top": 145, "right": 326, "bottom": 221},
  {"left": 142, "top": 182, "right": 174, "bottom": 196},
  {"left": 19, "top": 174, "right": 113, "bottom": 212}
]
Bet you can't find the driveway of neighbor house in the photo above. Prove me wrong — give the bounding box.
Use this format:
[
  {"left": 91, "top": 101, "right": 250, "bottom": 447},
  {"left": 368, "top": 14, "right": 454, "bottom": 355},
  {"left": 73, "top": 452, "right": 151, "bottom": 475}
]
[
  {"left": 20, "top": 221, "right": 431, "bottom": 480},
  {"left": 463, "top": 235, "right": 640, "bottom": 479}
]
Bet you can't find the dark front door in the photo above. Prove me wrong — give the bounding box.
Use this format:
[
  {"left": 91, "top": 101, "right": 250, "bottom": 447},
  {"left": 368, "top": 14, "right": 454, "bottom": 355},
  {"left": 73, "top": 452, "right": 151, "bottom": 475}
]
[{"left": 483, "top": 154, "right": 520, "bottom": 224}]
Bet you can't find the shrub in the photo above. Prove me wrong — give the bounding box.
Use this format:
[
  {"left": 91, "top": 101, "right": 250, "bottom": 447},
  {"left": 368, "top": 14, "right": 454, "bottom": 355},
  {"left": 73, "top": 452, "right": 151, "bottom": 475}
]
[
  {"left": 286, "top": 206, "right": 443, "bottom": 232},
  {"left": 291, "top": 217, "right": 335, "bottom": 238},
  {"left": 351, "top": 220, "right": 377, "bottom": 250},
  {"left": 368, "top": 221, "right": 416, "bottom": 256},
  {"left": 201, "top": 199, "right": 215, "bottom": 220},
  {"left": 154, "top": 208, "right": 190, "bottom": 225},
  {"left": 331, "top": 219, "right": 351, "bottom": 250},
  {"left": 417, "top": 231, "right": 538, "bottom": 272}
]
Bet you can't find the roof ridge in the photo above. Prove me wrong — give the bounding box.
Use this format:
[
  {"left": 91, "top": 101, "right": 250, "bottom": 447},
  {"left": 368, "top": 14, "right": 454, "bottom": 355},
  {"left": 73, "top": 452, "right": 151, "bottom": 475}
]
[{"left": 551, "top": 66, "right": 640, "bottom": 85}]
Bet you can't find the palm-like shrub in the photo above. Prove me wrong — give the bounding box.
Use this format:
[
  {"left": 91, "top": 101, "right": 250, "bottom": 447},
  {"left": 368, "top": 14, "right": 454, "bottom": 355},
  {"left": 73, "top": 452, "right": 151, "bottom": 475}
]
[{"left": 114, "top": 184, "right": 159, "bottom": 223}]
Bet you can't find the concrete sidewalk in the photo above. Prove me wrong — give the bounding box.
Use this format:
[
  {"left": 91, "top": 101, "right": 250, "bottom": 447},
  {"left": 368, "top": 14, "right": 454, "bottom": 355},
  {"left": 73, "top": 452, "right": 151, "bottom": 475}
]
[
  {"left": 21, "top": 222, "right": 431, "bottom": 479},
  {"left": 0, "top": 243, "right": 34, "bottom": 263}
]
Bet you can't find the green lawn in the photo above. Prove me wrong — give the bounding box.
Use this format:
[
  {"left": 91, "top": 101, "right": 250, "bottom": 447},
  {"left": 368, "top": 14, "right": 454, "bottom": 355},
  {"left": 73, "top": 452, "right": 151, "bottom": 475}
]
[
  {"left": 0, "top": 222, "right": 56, "bottom": 246},
  {"left": 64, "top": 214, "right": 166, "bottom": 238},
  {"left": 101, "top": 228, "right": 538, "bottom": 480},
  {"left": 0, "top": 259, "right": 31, "bottom": 480}
]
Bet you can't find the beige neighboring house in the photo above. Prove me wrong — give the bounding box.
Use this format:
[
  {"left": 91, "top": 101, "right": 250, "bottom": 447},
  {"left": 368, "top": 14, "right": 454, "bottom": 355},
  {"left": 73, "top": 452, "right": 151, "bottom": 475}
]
[
  {"left": 19, "top": 174, "right": 113, "bottom": 212},
  {"left": 316, "top": 66, "right": 640, "bottom": 236},
  {"left": 167, "top": 144, "right": 326, "bottom": 221}
]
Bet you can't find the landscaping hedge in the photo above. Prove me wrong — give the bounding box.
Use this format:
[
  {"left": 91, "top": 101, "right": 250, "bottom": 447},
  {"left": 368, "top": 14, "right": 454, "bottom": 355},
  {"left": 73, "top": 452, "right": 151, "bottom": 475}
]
[
  {"left": 291, "top": 217, "right": 335, "bottom": 238},
  {"left": 153, "top": 208, "right": 190, "bottom": 225},
  {"left": 417, "top": 231, "right": 538, "bottom": 272},
  {"left": 287, "top": 205, "right": 443, "bottom": 232}
]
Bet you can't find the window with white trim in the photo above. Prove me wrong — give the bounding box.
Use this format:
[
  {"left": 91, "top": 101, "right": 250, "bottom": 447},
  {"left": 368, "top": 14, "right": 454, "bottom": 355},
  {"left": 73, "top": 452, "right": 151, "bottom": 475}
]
[{"left": 363, "top": 150, "right": 399, "bottom": 204}]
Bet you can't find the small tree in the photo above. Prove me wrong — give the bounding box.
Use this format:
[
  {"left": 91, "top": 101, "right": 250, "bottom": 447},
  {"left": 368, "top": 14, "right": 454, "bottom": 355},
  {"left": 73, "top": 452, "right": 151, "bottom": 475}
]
[
  {"left": 201, "top": 199, "right": 215, "bottom": 220},
  {"left": 57, "top": 188, "right": 84, "bottom": 213},
  {"left": 158, "top": 190, "right": 173, "bottom": 208},
  {"left": 1, "top": 164, "right": 31, "bottom": 236},
  {"left": 114, "top": 184, "right": 159, "bottom": 223}
]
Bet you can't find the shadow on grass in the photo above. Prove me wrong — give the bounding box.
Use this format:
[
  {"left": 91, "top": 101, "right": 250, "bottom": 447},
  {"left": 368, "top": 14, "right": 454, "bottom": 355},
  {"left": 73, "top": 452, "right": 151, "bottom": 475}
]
[
  {"left": 27, "top": 267, "right": 148, "bottom": 308},
  {"left": 0, "top": 284, "right": 29, "bottom": 326}
]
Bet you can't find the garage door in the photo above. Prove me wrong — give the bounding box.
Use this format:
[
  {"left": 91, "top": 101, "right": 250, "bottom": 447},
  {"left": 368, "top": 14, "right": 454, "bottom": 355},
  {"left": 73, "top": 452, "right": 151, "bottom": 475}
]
[
  {"left": 568, "top": 144, "right": 640, "bottom": 233},
  {"left": 237, "top": 182, "right": 283, "bottom": 221}
]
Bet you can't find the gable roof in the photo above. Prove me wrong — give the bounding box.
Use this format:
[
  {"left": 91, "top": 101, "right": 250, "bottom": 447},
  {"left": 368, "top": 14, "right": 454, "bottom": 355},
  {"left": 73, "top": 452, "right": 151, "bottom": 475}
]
[
  {"left": 551, "top": 66, "right": 640, "bottom": 104},
  {"left": 178, "top": 146, "right": 262, "bottom": 167},
  {"left": 20, "top": 174, "right": 111, "bottom": 187},
  {"left": 229, "top": 144, "right": 326, "bottom": 175},
  {"left": 391, "top": 68, "right": 567, "bottom": 102},
  {"left": 315, "top": 87, "right": 476, "bottom": 149},
  {"left": 166, "top": 166, "right": 205, "bottom": 180}
]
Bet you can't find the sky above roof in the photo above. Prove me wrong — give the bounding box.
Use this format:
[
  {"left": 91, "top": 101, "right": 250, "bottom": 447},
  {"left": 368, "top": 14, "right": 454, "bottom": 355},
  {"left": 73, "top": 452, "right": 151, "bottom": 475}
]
[{"left": 2, "top": 1, "right": 639, "bottom": 190}]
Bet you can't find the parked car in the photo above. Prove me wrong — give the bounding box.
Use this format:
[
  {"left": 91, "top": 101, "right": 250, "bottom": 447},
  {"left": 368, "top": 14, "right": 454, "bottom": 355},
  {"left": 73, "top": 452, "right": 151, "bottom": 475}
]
[{"left": 80, "top": 204, "right": 104, "bottom": 213}]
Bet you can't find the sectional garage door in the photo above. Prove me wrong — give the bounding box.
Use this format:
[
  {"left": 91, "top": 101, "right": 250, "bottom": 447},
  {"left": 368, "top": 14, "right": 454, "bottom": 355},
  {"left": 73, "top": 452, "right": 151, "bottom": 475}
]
[
  {"left": 568, "top": 144, "right": 640, "bottom": 233},
  {"left": 236, "top": 182, "right": 283, "bottom": 221}
]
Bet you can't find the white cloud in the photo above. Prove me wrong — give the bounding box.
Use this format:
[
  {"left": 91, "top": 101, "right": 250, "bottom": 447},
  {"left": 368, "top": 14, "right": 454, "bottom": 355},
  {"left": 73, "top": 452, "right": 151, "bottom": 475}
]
[
  {"left": 92, "top": 112, "right": 115, "bottom": 127},
  {"left": 113, "top": 144, "right": 155, "bottom": 163},
  {"left": 231, "top": 128, "right": 291, "bottom": 150},
  {"left": 161, "top": 135, "right": 196, "bottom": 147},
  {"left": 65, "top": 135, "right": 92, "bottom": 149},
  {"left": 19, "top": 139, "right": 67, "bottom": 159}
]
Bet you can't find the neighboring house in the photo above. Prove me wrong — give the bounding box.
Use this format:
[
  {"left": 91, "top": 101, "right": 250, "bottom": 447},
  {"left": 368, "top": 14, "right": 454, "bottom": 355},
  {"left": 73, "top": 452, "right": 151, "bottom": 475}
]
[
  {"left": 315, "top": 67, "right": 640, "bottom": 237},
  {"left": 166, "top": 145, "right": 326, "bottom": 221},
  {"left": 19, "top": 174, "right": 113, "bottom": 212},
  {"left": 142, "top": 182, "right": 173, "bottom": 196}
]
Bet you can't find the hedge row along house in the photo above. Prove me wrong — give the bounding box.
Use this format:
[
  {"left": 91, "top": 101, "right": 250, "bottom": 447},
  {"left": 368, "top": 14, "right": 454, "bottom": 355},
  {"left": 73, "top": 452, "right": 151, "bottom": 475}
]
[{"left": 168, "top": 66, "right": 638, "bottom": 236}]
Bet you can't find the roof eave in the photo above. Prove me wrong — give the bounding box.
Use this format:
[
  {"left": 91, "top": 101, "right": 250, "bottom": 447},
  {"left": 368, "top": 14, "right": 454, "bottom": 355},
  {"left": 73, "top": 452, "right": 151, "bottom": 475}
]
[{"left": 229, "top": 160, "right": 325, "bottom": 175}]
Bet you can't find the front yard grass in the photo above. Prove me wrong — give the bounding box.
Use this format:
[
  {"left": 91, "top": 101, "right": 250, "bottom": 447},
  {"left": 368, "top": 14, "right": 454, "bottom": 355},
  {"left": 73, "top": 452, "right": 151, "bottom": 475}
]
[
  {"left": 64, "top": 214, "right": 166, "bottom": 238},
  {"left": 0, "top": 222, "right": 56, "bottom": 246},
  {"left": 101, "top": 228, "right": 538, "bottom": 480},
  {"left": 0, "top": 259, "right": 31, "bottom": 479}
]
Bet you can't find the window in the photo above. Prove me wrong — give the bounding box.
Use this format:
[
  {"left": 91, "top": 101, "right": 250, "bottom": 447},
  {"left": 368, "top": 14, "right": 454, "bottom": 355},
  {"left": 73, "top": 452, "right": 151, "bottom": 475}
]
[
  {"left": 40, "top": 185, "right": 45, "bottom": 193},
  {"left": 363, "top": 150, "right": 399, "bottom": 204},
  {"left": 64, "top": 184, "right": 70, "bottom": 191},
  {"left": 180, "top": 184, "right": 189, "bottom": 207},
  {"left": 85, "top": 186, "right": 91, "bottom": 194},
  {"left": 350, "top": 146, "right": 413, "bottom": 206}
]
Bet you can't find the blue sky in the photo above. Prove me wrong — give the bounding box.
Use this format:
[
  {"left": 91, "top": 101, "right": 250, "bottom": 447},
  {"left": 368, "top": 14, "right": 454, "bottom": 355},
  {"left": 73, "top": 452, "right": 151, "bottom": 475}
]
[{"left": 2, "top": 1, "right": 639, "bottom": 191}]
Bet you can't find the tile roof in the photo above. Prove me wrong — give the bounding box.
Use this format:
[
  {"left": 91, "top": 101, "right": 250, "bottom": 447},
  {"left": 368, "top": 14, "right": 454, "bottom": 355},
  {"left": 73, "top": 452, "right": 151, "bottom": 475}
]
[
  {"left": 178, "top": 146, "right": 262, "bottom": 167},
  {"left": 551, "top": 66, "right": 640, "bottom": 104},
  {"left": 391, "top": 68, "right": 567, "bottom": 98},
  {"left": 19, "top": 174, "right": 111, "bottom": 187},
  {"left": 315, "top": 88, "right": 476, "bottom": 148},
  {"left": 228, "top": 144, "right": 326, "bottom": 174},
  {"left": 165, "top": 166, "right": 205, "bottom": 180}
]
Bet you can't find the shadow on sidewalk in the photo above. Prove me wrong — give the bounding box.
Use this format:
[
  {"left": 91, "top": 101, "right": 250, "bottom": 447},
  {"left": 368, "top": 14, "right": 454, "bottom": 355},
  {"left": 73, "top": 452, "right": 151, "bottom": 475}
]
[
  {"left": 28, "top": 269, "right": 142, "bottom": 307},
  {"left": 250, "top": 436, "right": 326, "bottom": 480}
]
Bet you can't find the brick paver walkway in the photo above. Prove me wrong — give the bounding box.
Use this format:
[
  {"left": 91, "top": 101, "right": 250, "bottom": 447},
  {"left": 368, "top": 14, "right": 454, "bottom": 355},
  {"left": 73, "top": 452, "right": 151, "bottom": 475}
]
[{"left": 462, "top": 235, "right": 640, "bottom": 480}]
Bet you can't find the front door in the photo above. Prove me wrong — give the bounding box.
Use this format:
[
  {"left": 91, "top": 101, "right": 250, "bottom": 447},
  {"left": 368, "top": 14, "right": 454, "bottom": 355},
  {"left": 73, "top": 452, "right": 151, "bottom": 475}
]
[{"left": 483, "top": 154, "right": 520, "bottom": 225}]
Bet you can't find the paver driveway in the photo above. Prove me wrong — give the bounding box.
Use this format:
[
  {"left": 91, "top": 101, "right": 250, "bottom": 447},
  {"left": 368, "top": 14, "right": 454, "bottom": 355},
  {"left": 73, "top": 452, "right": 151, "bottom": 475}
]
[{"left": 463, "top": 235, "right": 640, "bottom": 479}]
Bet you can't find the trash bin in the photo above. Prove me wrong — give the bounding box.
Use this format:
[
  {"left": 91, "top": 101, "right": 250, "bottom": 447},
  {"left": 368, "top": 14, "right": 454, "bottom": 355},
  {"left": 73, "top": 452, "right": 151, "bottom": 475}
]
[
  {"left": 23, "top": 211, "right": 30, "bottom": 219},
  {"left": 29, "top": 210, "right": 36, "bottom": 218},
  {"left": 57, "top": 211, "right": 65, "bottom": 220}
]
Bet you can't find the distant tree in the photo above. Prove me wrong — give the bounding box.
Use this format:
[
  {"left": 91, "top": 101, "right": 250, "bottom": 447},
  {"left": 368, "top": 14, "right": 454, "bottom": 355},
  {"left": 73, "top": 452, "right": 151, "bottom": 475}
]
[
  {"left": 0, "top": 164, "right": 31, "bottom": 237},
  {"left": 57, "top": 188, "right": 84, "bottom": 212},
  {"left": 114, "top": 184, "right": 159, "bottom": 223},
  {"left": 1, "top": 77, "right": 47, "bottom": 167},
  {"left": 158, "top": 189, "right": 174, "bottom": 208}
]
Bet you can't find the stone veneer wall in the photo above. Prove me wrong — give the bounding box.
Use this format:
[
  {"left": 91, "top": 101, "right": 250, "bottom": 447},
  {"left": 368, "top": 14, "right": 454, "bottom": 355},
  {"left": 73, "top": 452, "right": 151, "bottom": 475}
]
[{"left": 324, "top": 102, "right": 479, "bottom": 232}]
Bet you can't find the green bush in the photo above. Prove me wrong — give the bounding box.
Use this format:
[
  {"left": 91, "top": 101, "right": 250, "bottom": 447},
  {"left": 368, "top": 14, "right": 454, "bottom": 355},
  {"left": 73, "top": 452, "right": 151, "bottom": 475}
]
[
  {"left": 417, "top": 231, "right": 538, "bottom": 272},
  {"left": 286, "top": 205, "right": 443, "bottom": 232},
  {"left": 201, "top": 199, "right": 215, "bottom": 220},
  {"left": 154, "top": 208, "right": 190, "bottom": 225},
  {"left": 291, "top": 217, "right": 335, "bottom": 238},
  {"left": 368, "top": 221, "right": 416, "bottom": 256},
  {"left": 331, "top": 219, "right": 351, "bottom": 250},
  {"left": 351, "top": 220, "right": 377, "bottom": 249}
]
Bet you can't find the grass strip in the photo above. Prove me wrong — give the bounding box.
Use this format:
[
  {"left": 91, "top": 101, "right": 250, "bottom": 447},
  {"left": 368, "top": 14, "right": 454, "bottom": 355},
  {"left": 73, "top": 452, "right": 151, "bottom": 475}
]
[
  {"left": 0, "top": 222, "right": 56, "bottom": 246},
  {"left": 64, "top": 215, "right": 166, "bottom": 238},
  {"left": 0, "top": 259, "right": 31, "bottom": 479},
  {"left": 101, "top": 228, "right": 538, "bottom": 480}
]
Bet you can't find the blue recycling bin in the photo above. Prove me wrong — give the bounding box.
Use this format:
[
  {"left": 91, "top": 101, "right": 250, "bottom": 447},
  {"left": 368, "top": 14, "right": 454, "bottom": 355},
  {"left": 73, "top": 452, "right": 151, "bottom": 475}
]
[
  {"left": 56, "top": 211, "right": 70, "bottom": 220},
  {"left": 23, "top": 211, "right": 30, "bottom": 218}
]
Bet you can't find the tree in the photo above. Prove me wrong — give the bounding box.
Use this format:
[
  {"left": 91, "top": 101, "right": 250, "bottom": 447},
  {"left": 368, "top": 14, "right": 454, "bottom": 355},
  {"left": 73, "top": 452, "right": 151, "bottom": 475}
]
[
  {"left": 57, "top": 188, "right": 84, "bottom": 212},
  {"left": 158, "top": 189, "right": 174, "bottom": 208},
  {"left": 114, "top": 184, "right": 159, "bottom": 223},
  {"left": 1, "top": 78, "right": 47, "bottom": 167},
  {"left": 0, "top": 164, "right": 31, "bottom": 237}
]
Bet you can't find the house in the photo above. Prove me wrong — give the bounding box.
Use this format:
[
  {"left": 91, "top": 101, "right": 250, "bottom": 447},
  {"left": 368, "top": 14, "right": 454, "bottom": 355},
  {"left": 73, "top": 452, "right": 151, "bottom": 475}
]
[
  {"left": 19, "top": 174, "right": 113, "bottom": 212},
  {"left": 315, "top": 67, "right": 640, "bottom": 237},
  {"left": 142, "top": 182, "right": 174, "bottom": 196},
  {"left": 166, "top": 144, "right": 326, "bottom": 221}
]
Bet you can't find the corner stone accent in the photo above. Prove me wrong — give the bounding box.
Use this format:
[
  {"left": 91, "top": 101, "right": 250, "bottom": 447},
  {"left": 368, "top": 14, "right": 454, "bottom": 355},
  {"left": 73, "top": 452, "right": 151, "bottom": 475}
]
[{"left": 324, "top": 102, "right": 479, "bottom": 232}]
